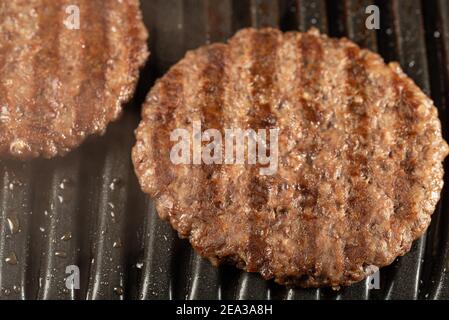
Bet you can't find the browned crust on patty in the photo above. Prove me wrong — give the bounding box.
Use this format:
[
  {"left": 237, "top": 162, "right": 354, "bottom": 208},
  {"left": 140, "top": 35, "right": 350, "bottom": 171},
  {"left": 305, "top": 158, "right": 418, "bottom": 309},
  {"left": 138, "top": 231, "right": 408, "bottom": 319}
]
[
  {"left": 0, "top": 0, "right": 148, "bottom": 158},
  {"left": 132, "top": 28, "right": 449, "bottom": 287}
]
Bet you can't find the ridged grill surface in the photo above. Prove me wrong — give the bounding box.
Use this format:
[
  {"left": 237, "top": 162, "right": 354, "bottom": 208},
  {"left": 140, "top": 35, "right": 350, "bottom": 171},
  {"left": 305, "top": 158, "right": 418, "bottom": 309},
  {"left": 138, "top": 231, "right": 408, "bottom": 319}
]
[{"left": 1, "top": 0, "right": 449, "bottom": 300}]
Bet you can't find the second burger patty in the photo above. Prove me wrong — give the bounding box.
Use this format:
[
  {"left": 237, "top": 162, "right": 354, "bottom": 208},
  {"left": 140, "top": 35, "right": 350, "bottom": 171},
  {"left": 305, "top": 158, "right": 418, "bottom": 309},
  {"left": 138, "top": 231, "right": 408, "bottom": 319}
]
[
  {"left": 0, "top": 0, "right": 148, "bottom": 159},
  {"left": 133, "top": 28, "right": 449, "bottom": 287}
]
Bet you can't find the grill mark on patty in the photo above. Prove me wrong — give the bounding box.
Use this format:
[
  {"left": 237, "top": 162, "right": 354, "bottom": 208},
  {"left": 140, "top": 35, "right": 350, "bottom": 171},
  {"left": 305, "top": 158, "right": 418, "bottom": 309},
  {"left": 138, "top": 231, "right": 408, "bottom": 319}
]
[
  {"left": 125, "top": 0, "right": 147, "bottom": 79},
  {"left": 296, "top": 32, "right": 325, "bottom": 281},
  {"left": 126, "top": 1, "right": 141, "bottom": 67},
  {"left": 56, "top": 0, "right": 85, "bottom": 150},
  {"left": 0, "top": 4, "right": 12, "bottom": 147},
  {"left": 103, "top": 0, "right": 129, "bottom": 123},
  {"left": 248, "top": 30, "right": 279, "bottom": 208},
  {"left": 186, "top": 45, "right": 229, "bottom": 255},
  {"left": 299, "top": 32, "right": 325, "bottom": 125},
  {"left": 32, "top": 1, "right": 62, "bottom": 144},
  {"left": 198, "top": 45, "right": 227, "bottom": 212},
  {"left": 102, "top": 0, "right": 144, "bottom": 125},
  {"left": 245, "top": 29, "right": 279, "bottom": 274},
  {"left": 150, "top": 69, "right": 185, "bottom": 197},
  {"left": 343, "top": 45, "right": 373, "bottom": 274},
  {"left": 200, "top": 30, "right": 257, "bottom": 264},
  {"left": 167, "top": 52, "right": 209, "bottom": 235},
  {"left": 74, "top": 0, "right": 109, "bottom": 133}
]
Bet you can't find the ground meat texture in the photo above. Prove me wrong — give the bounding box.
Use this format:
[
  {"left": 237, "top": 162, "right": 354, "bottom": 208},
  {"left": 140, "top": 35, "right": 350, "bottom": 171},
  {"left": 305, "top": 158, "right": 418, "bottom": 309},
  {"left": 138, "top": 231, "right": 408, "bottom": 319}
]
[
  {"left": 132, "top": 28, "right": 449, "bottom": 287},
  {"left": 0, "top": 0, "right": 148, "bottom": 158}
]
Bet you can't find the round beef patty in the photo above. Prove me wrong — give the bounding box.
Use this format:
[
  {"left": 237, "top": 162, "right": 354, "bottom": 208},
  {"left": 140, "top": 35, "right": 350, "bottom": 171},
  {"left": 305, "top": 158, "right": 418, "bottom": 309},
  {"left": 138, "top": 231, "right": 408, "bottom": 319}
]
[
  {"left": 133, "top": 28, "right": 449, "bottom": 287},
  {"left": 0, "top": 0, "right": 148, "bottom": 158}
]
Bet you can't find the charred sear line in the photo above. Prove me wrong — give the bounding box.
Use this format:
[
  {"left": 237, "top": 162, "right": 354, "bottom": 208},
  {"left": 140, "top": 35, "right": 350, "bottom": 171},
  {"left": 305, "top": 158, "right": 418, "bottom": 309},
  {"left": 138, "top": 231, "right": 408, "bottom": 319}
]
[
  {"left": 151, "top": 70, "right": 185, "bottom": 195},
  {"left": 295, "top": 32, "right": 330, "bottom": 283},
  {"left": 344, "top": 46, "right": 371, "bottom": 178},
  {"left": 342, "top": 45, "right": 372, "bottom": 271},
  {"left": 0, "top": 5, "right": 20, "bottom": 152},
  {"left": 200, "top": 46, "right": 227, "bottom": 132},
  {"left": 198, "top": 45, "right": 228, "bottom": 211},
  {"left": 32, "top": 1, "right": 61, "bottom": 131},
  {"left": 298, "top": 33, "right": 325, "bottom": 124},
  {"left": 125, "top": 0, "right": 144, "bottom": 66},
  {"left": 243, "top": 30, "right": 279, "bottom": 273},
  {"left": 74, "top": 0, "right": 109, "bottom": 132},
  {"left": 345, "top": 47, "right": 370, "bottom": 136},
  {"left": 248, "top": 30, "right": 279, "bottom": 129}
]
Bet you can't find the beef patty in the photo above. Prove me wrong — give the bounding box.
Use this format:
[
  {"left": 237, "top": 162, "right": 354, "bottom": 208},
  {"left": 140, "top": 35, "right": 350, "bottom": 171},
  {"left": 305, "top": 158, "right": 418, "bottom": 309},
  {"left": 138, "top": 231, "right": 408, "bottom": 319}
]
[
  {"left": 133, "top": 28, "right": 449, "bottom": 287},
  {"left": 0, "top": 0, "right": 148, "bottom": 158}
]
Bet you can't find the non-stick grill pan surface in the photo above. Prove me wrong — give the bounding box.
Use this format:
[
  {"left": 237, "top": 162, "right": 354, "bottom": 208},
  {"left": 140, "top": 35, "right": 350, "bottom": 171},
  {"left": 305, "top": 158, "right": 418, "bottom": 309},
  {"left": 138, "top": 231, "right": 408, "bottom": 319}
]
[{"left": 1, "top": 0, "right": 449, "bottom": 300}]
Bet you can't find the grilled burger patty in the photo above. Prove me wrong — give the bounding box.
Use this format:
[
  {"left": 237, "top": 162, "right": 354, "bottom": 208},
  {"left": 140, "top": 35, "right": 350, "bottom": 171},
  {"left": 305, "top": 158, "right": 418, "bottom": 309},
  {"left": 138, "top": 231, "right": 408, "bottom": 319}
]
[
  {"left": 133, "top": 28, "right": 449, "bottom": 287},
  {"left": 0, "top": 0, "right": 148, "bottom": 158}
]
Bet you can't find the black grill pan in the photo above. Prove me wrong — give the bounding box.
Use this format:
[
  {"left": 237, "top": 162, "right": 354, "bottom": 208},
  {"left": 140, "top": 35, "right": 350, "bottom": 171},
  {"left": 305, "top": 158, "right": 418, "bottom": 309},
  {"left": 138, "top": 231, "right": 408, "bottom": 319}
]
[{"left": 0, "top": 0, "right": 449, "bottom": 300}]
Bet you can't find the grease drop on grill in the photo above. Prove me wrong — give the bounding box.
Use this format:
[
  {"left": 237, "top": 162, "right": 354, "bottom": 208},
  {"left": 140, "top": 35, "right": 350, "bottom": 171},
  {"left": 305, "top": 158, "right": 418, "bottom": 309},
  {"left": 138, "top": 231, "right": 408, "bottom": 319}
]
[
  {"left": 55, "top": 251, "right": 67, "bottom": 258},
  {"left": 113, "top": 239, "right": 122, "bottom": 248},
  {"left": 109, "top": 178, "right": 122, "bottom": 191},
  {"left": 331, "top": 285, "right": 341, "bottom": 291},
  {"left": 6, "top": 216, "right": 20, "bottom": 234},
  {"left": 59, "top": 178, "right": 72, "bottom": 190},
  {"left": 5, "top": 252, "right": 18, "bottom": 265},
  {"left": 61, "top": 232, "right": 72, "bottom": 241},
  {"left": 13, "top": 285, "right": 21, "bottom": 294},
  {"left": 114, "top": 286, "right": 124, "bottom": 296}
]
